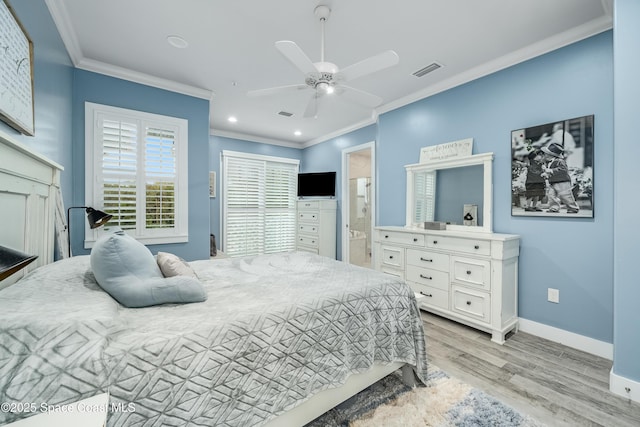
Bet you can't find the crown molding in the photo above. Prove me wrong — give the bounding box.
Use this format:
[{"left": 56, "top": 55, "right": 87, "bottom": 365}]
[
  {"left": 45, "top": 0, "right": 213, "bottom": 100},
  {"left": 303, "top": 111, "right": 378, "bottom": 148},
  {"left": 45, "top": 0, "right": 82, "bottom": 65},
  {"left": 377, "top": 16, "right": 612, "bottom": 117},
  {"left": 211, "top": 129, "right": 304, "bottom": 149},
  {"left": 76, "top": 57, "right": 213, "bottom": 100}
]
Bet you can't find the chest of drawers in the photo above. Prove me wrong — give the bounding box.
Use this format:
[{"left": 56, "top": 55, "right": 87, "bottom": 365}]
[
  {"left": 296, "top": 199, "right": 337, "bottom": 258},
  {"left": 374, "top": 226, "right": 519, "bottom": 344}
]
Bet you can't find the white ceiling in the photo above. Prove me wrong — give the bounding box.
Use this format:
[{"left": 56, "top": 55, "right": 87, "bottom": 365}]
[{"left": 45, "top": 0, "right": 612, "bottom": 148}]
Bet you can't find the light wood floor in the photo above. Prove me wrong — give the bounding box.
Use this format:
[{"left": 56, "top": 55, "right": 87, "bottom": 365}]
[{"left": 421, "top": 311, "right": 640, "bottom": 427}]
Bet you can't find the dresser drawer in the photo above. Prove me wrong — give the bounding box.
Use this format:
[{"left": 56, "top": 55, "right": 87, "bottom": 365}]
[
  {"left": 427, "top": 235, "right": 490, "bottom": 256},
  {"left": 451, "top": 286, "right": 491, "bottom": 323},
  {"left": 379, "top": 266, "right": 405, "bottom": 280},
  {"left": 451, "top": 257, "right": 491, "bottom": 291},
  {"left": 298, "top": 211, "right": 319, "bottom": 222},
  {"left": 379, "top": 245, "right": 404, "bottom": 268},
  {"left": 411, "top": 283, "right": 448, "bottom": 310},
  {"left": 298, "top": 223, "right": 318, "bottom": 235},
  {"left": 406, "top": 265, "right": 448, "bottom": 291},
  {"left": 406, "top": 249, "right": 449, "bottom": 272},
  {"left": 298, "top": 235, "right": 319, "bottom": 248},
  {"left": 379, "top": 230, "right": 425, "bottom": 247},
  {"left": 298, "top": 200, "right": 320, "bottom": 210}
]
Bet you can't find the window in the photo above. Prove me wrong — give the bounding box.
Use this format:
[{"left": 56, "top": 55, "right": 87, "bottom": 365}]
[
  {"left": 85, "top": 102, "right": 188, "bottom": 246},
  {"left": 222, "top": 151, "right": 299, "bottom": 257},
  {"left": 413, "top": 170, "right": 436, "bottom": 225}
]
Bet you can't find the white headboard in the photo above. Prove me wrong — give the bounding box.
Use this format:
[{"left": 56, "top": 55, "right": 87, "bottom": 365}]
[{"left": 0, "top": 130, "right": 63, "bottom": 289}]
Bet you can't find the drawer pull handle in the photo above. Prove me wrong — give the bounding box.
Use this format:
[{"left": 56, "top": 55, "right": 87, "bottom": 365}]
[
  {"left": 474, "top": 245, "right": 480, "bottom": 249},
  {"left": 389, "top": 255, "right": 394, "bottom": 259},
  {"left": 419, "top": 274, "right": 432, "bottom": 280},
  {"left": 466, "top": 301, "right": 472, "bottom": 305},
  {"left": 420, "top": 292, "right": 433, "bottom": 298},
  {"left": 420, "top": 257, "right": 433, "bottom": 262},
  {"left": 433, "top": 240, "right": 438, "bottom": 244},
  {"left": 385, "top": 235, "right": 389, "bottom": 239},
  {"left": 466, "top": 270, "right": 472, "bottom": 275},
  {"left": 413, "top": 238, "right": 418, "bottom": 242}
]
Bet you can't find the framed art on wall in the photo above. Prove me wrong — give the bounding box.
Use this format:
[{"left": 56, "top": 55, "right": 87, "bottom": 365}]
[
  {"left": 511, "top": 115, "right": 594, "bottom": 218},
  {"left": 0, "top": 0, "right": 35, "bottom": 136},
  {"left": 209, "top": 171, "right": 216, "bottom": 198}
]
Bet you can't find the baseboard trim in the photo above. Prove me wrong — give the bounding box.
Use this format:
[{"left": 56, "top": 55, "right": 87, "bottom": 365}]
[
  {"left": 517, "top": 318, "right": 613, "bottom": 360},
  {"left": 610, "top": 369, "right": 640, "bottom": 404}
]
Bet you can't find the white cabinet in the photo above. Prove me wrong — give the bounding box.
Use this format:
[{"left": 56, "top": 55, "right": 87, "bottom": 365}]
[
  {"left": 296, "top": 199, "right": 337, "bottom": 258},
  {"left": 374, "top": 226, "right": 519, "bottom": 344}
]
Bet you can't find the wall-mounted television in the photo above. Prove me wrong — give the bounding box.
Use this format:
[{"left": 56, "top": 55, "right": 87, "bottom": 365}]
[{"left": 297, "top": 172, "right": 336, "bottom": 198}]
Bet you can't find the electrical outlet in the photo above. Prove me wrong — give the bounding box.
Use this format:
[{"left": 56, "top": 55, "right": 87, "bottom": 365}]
[{"left": 548, "top": 288, "right": 560, "bottom": 303}]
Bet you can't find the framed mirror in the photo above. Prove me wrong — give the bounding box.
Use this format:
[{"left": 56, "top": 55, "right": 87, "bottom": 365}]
[{"left": 405, "top": 153, "right": 494, "bottom": 233}]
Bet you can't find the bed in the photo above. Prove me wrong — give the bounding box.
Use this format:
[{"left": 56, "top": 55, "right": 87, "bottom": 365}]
[
  {"left": 0, "top": 251, "right": 427, "bottom": 426},
  {"left": 0, "top": 133, "right": 428, "bottom": 426}
]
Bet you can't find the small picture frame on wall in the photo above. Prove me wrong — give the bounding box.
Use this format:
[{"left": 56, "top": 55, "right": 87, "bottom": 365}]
[
  {"left": 209, "top": 172, "right": 216, "bottom": 198},
  {"left": 511, "top": 115, "right": 594, "bottom": 218}
]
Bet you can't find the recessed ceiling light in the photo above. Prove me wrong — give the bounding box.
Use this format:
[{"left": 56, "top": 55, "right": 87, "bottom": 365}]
[
  {"left": 167, "top": 35, "right": 188, "bottom": 49},
  {"left": 294, "top": 130, "right": 302, "bottom": 136},
  {"left": 228, "top": 116, "right": 238, "bottom": 123}
]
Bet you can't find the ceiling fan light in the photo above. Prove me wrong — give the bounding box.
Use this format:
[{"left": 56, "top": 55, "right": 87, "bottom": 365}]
[{"left": 317, "top": 82, "right": 334, "bottom": 94}]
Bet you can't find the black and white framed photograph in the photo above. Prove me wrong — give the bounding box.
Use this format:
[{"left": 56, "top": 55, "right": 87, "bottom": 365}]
[{"left": 511, "top": 115, "right": 594, "bottom": 218}]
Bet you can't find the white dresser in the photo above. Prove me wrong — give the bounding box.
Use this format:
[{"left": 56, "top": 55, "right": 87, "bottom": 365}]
[
  {"left": 374, "top": 226, "right": 519, "bottom": 344},
  {"left": 296, "top": 199, "right": 337, "bottom": 258}
]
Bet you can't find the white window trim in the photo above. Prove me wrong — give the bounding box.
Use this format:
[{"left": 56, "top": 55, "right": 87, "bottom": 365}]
[{"left": 85, "top": 102, "right": 189, "bottom": 247}]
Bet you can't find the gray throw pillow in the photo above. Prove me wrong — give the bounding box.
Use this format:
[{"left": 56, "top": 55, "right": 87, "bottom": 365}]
[
  {"left": 157, "top": 251, "right": 198, "bottom": 278},
  {"left": 90, "top": 229, "right": 206, "bottom": 308}
]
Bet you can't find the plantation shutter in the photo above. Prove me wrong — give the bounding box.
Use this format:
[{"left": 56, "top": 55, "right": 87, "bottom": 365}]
[
  {"left": 413, "top": 170, "right": 436, "bottom": 223},
  {"left": 100, "top": 117, "right": 138, "bottom": 230},
  {"left": 223, "top": 152, "right": 298, "bottom": 258},
  {"left": 264, "top": 162, "right": 297, "bottom": 254},
  {"left": 144, "top": 126, "right": 177, "bottom": 230}
]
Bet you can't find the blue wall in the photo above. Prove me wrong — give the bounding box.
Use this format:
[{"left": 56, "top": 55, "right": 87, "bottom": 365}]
[
  {"left": 301, "top": 124, "right": 377, "bottom": 260},
  {"left": 72, "top": 70, "right": 211, "bottom": 261},
  {"left": 613, "top": 0, "right": 640, "bottom": 383},
  {"left": 377, "top": 32, "right": 614, "bottom": 344},
  {"left": 1, "top": 0, "right": 73, "bottom": 211},
  {"left": 209, "top": 136, "right": 302, "bottom": 250}
]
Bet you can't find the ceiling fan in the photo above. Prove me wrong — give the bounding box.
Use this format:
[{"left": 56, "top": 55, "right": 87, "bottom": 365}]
[{"left": 247, "top": 4, "right": 399, "bottom": 118}]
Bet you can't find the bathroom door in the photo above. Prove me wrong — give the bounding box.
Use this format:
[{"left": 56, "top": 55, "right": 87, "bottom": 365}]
[{"left": 342, "top": 142, "right": 374, "bottom": 268}]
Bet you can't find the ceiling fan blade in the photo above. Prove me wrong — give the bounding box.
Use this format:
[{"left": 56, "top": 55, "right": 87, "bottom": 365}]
[
  {"left": 336, "top": 50, "right": 399, "bottom": 82},
  {"left": 338, "top": 85, "right": 383, "bottom": 108},
  {"left": 275, "top": 40, "right": 318, "bottom": 75},
  {"left": 247, "top": 84, "right": 309, "bottom": 98},
  {"left": 303, "top": 93, "right": 319, "bottom": 118}
]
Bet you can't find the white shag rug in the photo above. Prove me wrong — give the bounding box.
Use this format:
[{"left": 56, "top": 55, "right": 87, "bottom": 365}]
[{"left": 306, "top": 365, "right": 545, "bottom": 427}]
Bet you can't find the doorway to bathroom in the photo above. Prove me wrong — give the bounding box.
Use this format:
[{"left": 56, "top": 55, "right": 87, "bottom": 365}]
[{"left": 342, "top": 142, "right": 375, "bottom": 268}]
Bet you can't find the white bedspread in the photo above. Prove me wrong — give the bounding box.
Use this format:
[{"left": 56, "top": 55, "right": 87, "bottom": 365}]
[{"left": 0, "top": 251, "right": 427, "bottom": 426}]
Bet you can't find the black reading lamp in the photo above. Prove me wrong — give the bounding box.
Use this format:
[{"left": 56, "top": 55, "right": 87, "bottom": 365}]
[
  {"left": 67, "top": 206, "right": 113, "bottom": 256},
  {"left": 0, "top": 246, "right": 38, "bottom": 281}
]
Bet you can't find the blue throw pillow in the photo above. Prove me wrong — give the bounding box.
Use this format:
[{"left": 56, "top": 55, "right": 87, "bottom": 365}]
[{"left": 90, "top": 229, "right": 206, "bottom": 308}]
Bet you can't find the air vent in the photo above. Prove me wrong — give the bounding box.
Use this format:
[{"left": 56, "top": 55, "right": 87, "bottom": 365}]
[
  {"left": 278, "top": 111, "right": 294, "bottom": 117},
  {"left": 412, "top": 62, "right": 442, "bottom": 78}
]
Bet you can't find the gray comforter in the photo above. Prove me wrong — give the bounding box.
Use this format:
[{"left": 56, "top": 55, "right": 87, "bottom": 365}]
[{"left": 0, "top": 251, "right": 427, "bottom": 426}]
